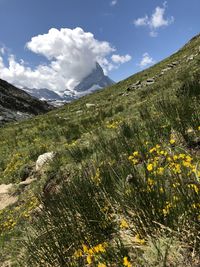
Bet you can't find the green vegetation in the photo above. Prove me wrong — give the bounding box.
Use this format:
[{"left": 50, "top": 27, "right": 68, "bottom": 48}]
[{"left": 0, "top": 35, "right": 200, "bottom": 266}]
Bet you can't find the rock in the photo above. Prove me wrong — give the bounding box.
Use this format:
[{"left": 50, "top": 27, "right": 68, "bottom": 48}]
[
  {"left": 161, "top": 67, "right": 172, "bottom": 74},
  {"left": 0, "top": 184, "right": 14, "bottom": 194},
  {"left": 172, "top": 61, "right": 179, "bottom": 66},
  {"left": 135, "top": 80, "right": 141, "bottom": 86},
  {"left": 122, "top": 93, "right": 129, "bottom": 97},
  {"left": 167, "top": 63, "right": 174, "bottom": 68},
  {"left": 0, "top": 184, "right": 18, "bottom": 210},
  {"left": 35, "top": 152, "right": 55, "bottom": 171},
  {"left": 130, "top": 80, "right": 141, "bottom": 89},
  {"left": 19, "top": 177, "right": 37, "bottom": 186},
  {"left": 76, "top": 110, "right": 83, "bottom": 114},
  {"left": 187, "top": 55, "right": 194, "bottom": 61},
  {"left": 146, "top": 78, "right": 155, "bottom": 85},
  {"left": 86, "top": 103, "right": 96, "bottom": 108},
  {"left": 126, "top": 174, "right": 134, "bottom": 184}
]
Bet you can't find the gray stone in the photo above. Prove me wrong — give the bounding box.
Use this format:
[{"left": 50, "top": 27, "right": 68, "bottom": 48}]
[{"left": 146, "top": 78, "right": 155, "bottom": 85}]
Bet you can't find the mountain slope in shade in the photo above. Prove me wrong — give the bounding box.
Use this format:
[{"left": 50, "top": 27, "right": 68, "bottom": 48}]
[
  {"left": 23, "top": 88, "right": 63, "bottom": 101},
  {"left": 0, "top": 79, "right": 53, "bottom": 125}
]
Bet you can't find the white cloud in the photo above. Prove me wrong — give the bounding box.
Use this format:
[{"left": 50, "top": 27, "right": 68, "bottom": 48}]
[
  {"left": 134, "top": 15, "right": 149, "bottom": 27},
  {"left": 111, "top": 54, "right": 132, "bottom": 64},
  {"left": 0, "top": 27, "right": 130, "bottom": 91},
  {"left": 139, "top": 53, "right": 155, "bottom": 67},
  {"left": 0, "top": 47, "right": 5, "bottom": 55},
  {"left": 134, "top": 2, "right": 174, "bottom": 36},
  {"left": 110, "top": 0, "right": 117, "bottom": 6}
]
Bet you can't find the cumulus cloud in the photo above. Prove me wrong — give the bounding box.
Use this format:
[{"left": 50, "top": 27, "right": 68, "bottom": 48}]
[
  {"left": 0, "top": 27, "right": 130, "bottom": 91},
  {"left": 139, "top": 53, "right": 155, "bottom": 67},
  {"left": 110, "top": 0, "right": 117, "bottom": 6},
  {"left": 111, "top": 54, "right": 132, "bottom": 64},
  {"left": 134, "top": 2, "right": 174, "bottom": 37}
]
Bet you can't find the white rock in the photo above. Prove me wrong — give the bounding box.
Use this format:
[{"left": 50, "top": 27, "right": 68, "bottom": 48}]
[
  {"left": 0, "top": 183, "right": 18, "bottom": 210},
  {"left": 35, "top": 152, "right": 55, "bottom": 171},
  {"left": 86, "top": 103, "right": 96, "bottom": 108},
  {"left": 19, "top": 177, "right": 37, "bottom": 186},
  {"left": 0, "top": 184, "right": 14, "bottom": 194}
]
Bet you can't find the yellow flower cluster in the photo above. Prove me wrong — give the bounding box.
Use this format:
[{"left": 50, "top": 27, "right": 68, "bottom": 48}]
[
  {"left": 162, "top": 201, "right": 173, "bottom": 216},
  {"left": 106, "top": 120, "right": 122, "bottom": 129},
  {"left": 144, "top": 144, "right": 199, "bottom": 177},
  {"left": 3, "top": 153, "right": 24, "bottom": 178},
  {"left": 128, "top": 151, "right": 140, "bottom": 165},
  {"left": 0, "top": 195, "right": 39, "bottom": 234},
  {"left": 73, "top": 242, "right": 108, "bottom": 265},
  {"left": 134, "top": 234, "right": 145, "bottom": 245},
  {"left": 120, "top": 218, "right": 129, "bottom": 229}
]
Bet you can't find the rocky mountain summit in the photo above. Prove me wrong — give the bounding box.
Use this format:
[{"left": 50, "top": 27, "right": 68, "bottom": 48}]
[
  {"left": 0, "top": 78, "right": 53, "bottom": 125},
  {"left": 74, "top": 62, "right": 114, "bottom": 92}
]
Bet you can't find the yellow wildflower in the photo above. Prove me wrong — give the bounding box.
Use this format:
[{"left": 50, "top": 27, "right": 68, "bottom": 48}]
[
  {"left": 185, "top": 155, "right": 192, "bottom": 162},
  {"left": 73, "top": 249, "right": 83, "bottom": 258},
  {"left": 147, "top": 178, "right": 154, "bottom": 187},
  {"left": 86, "top": 255, "right": 92, "bottom": 265},
  {"left": 98, "top": 263, "right": 107, "bottom": 267},
  {"left": 133, "top": 151, "right": 139, "bottom": 157},
  {"left": 82, "top": 244, "right": 89, "bottom": 253},
  {"left": 120, "top": 219, "right": 129, "bottom": 229},
  {"left": 93, "top": 243, "right": 107, "bottom": 253},
  {"left": 169, "top": 139, "right": 175, "bottom": 145},
  {"left": 188, "top": 184, "right": 199, "bottom": 194},
  {"left": 157, "top": 167, "right": 164, "bottom": 175},
  {"left": 135, "top": 234, "right": 145, "bottom": 245},
  {"left": 163, "top": 202, "right": 172, "bottom": 216},
  {"left": 123, "top": 256, "right": 132, "bottom": 267},
  {"left": 147, "top": 163, "right": 153, "bottom": 171},
  {"left": 149, "top": 147, "right": 156, "bottom": 153}
]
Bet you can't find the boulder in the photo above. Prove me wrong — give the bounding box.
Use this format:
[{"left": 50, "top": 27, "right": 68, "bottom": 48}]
[
  {"left": 161, "top": 67, "right": 172, "bottom": 74},
  {"left": 35, "top": 152, "right": 55, "bottom": 171},
  {"left": 146, "top": 78, "right": 155, "bottom": 85}
]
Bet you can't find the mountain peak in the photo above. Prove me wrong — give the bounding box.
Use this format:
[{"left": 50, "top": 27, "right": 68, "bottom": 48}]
[{"left": 74, "top": 62, "right": 114, "bottom": 92}]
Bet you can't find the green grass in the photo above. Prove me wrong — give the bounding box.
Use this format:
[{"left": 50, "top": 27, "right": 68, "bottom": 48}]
[{"left": 0, "top": 34, "right": 200, "bottom": 266}]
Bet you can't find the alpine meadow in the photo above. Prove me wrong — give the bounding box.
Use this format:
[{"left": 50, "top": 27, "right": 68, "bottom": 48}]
[{"left": 0, "top": 31, "right": 200, "bottom": 266}]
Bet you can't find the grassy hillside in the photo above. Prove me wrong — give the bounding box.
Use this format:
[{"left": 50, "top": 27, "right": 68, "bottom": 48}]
[{"left": 0, "top": 34, "right": 200, "bottom": 266}]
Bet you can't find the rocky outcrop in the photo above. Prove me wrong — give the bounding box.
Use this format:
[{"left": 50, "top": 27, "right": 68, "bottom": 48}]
[{"left": 0, "top": 79, "right": 53, "bottom": 126}]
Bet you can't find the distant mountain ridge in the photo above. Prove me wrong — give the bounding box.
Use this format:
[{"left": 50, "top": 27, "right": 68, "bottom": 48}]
[
  {"left": 23, "top": 62, "right": 115, "bottom": 104},
  {"left": 0, "top": 78, "right": 53, "bottom": 125}
]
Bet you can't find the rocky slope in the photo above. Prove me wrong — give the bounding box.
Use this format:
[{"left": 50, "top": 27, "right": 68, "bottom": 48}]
[{"left": 0, "top": 79, "right": 53, "bottom": 125}]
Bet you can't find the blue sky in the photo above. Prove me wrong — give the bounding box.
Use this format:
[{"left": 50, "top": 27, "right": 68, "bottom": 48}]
[{"left": 0, "top": 0, "right": 199, "bottom": 91}]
